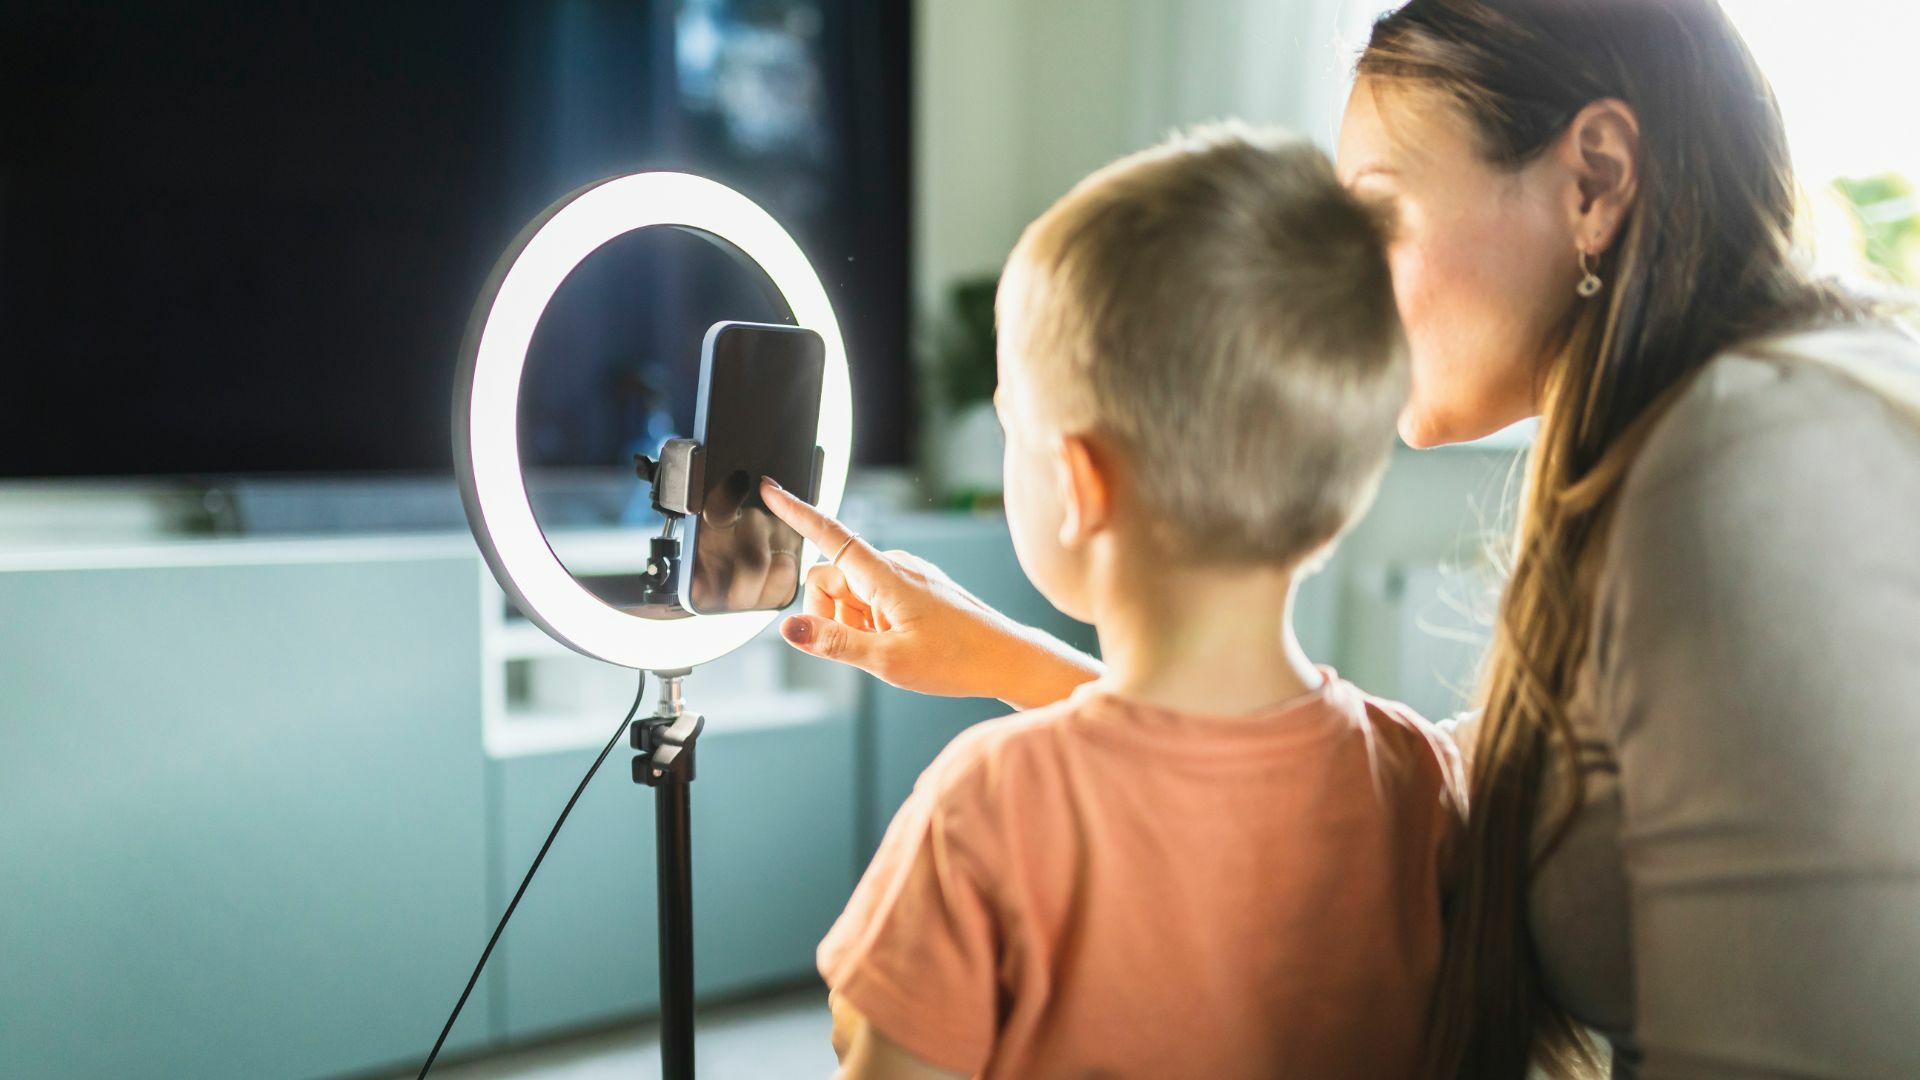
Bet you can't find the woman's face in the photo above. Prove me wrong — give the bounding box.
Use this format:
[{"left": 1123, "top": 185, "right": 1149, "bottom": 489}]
[{"left": 1337, "top": 78, "right": 1583, "bottom": 447}]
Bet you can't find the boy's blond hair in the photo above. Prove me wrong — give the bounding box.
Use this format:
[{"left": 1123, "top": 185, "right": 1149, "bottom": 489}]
[{"left": 999, "top": 122, "right": 1407, "bottom": 566}]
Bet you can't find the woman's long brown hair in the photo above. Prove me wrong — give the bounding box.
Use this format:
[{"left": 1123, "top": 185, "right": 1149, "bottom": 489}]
[{"left": 1357, "top": 2, "right": 1853, "bottom": 1076}]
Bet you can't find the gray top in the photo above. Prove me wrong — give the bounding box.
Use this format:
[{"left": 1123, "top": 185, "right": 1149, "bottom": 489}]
[{"left": 1526, "top": 322, "right": 1920, "bottom": 1078}]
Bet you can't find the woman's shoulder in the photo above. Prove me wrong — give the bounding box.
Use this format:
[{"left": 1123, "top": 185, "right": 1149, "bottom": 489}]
[
  {"left": 1593, "top": 316, "right": 1920, "bottom": 731},
  {"left": 1625, "top": 319, "right": 1920, "bottom": 505}
]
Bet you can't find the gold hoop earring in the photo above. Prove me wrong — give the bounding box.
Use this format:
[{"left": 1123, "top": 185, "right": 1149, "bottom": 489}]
[{"left": 1577, "top": 250, "right": 1604, "bottom": 298}]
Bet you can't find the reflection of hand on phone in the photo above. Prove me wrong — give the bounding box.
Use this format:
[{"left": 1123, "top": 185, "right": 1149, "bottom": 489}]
[
  {"left": 687, "top": 502, "right": 802, "bottom": 613},
  {"left": 701, "top": 468, "right": 754, "bottom": 529}
]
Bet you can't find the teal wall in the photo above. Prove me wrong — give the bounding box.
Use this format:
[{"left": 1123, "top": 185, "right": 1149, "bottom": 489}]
[
  {"left": 0, "top": 550, "right": 494, "bottom": 1079},
  {"left": 0, "top": 517, "right": 1091, "bottom": 1080},
  {"left": 486, "top": 714, "right": 858, "bottom": 1042}
]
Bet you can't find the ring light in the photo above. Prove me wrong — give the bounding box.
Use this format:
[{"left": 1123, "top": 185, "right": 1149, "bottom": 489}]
[{"left": 454, "top": 172, "right": 852, "bottom": 672}]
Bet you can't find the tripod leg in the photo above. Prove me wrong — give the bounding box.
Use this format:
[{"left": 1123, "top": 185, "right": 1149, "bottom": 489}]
[{"left": 655, "top": 774, "right": 695, "bottom": 1080}]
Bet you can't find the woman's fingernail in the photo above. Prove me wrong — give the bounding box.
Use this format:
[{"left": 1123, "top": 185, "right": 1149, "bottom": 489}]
[
  {"left": 763, "top": 476, "right": 785, "bottom": 493},
  {"left": 782, "top": 616, "right": 811, "bottom": 644}
]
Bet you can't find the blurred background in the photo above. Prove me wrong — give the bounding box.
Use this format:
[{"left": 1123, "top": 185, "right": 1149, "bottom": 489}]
[{"left": 1, "top": 2, "right": 1913, "bottom": 1077}]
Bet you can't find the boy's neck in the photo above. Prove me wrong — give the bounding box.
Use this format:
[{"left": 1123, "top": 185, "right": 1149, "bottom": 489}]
[{"left": 1088, "top": 545, "right": 1323, "bottom": 716}]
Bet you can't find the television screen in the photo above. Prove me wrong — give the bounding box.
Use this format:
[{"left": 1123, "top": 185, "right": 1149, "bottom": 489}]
[{"left": 0, "top": 0, "right": 910, "bottom": 479}]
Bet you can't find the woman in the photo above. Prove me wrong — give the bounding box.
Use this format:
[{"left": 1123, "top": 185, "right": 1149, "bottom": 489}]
[{"left": 766, "top": 1, "right": 1920, "bottom": 1075}]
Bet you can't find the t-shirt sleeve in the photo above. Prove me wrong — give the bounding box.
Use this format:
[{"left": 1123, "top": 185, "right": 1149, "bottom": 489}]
[
  {"left": 1392, "top": 706, "right": 1470, "bottom": 894},
  {"left": 817, "top": 753, "right": 1002, "bottom": 1075},
  {"left": 1425, "top": 717, "right": 1469, "bottom": 890},
  {"left": 1367, "top": 698, "right": 1469, "bottom": 891}
]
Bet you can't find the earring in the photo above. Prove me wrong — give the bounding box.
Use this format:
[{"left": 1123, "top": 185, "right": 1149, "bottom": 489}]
[{"left": 1577, "top": 250, "right": 1604, "bottom": 298}]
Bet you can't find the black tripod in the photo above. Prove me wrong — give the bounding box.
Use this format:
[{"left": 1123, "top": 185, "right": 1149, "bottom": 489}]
[
  {"left": 631, "top": 670, "right": 705, "bottom": 1080},
  {"left": 624, "top": 445, "right": 710, "bottom": 1079}
]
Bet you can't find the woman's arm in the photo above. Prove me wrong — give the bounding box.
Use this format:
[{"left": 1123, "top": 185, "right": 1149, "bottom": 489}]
[
  {"left": 1595, "top": 355, "right": 1920, "bottom": 1076},
  {"left": 761, "top": 478, "right": 1103, "bottom": 709},
  {"left": 829, "top": 993, "right": 968, "bottom": 1080}
]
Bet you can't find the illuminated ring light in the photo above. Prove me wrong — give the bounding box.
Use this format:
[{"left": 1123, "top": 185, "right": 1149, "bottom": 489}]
[{"left": 454, "top": 173, "right": 852, "bottom": 672}]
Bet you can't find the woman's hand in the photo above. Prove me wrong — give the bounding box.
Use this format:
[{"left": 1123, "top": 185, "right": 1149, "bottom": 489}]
[{"left": 759, "top": 478, "right": 1102, "bottom": 709}]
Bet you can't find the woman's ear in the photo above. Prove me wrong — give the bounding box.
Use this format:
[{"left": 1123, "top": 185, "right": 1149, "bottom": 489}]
[
  {"left": 1053, "top": 434, "right": 1112, "bottom": 548},
  {"left": 1559, "top": 98, "right": 1640, "bottom": 255}
]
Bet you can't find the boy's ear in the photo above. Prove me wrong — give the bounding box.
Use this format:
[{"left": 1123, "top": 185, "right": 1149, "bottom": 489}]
[{"left": 1053, "top": 434, "right": 1112, "bottom": 548}]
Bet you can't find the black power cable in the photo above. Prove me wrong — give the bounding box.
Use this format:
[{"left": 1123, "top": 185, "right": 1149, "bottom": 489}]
[{"left": 415, "top": 670, "right": 649, "bottom": 1078}]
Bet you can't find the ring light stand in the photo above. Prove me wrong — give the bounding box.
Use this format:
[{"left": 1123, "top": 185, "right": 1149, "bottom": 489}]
[{"left": 452, "top": 173, "right": 852, "bottom": 1080}]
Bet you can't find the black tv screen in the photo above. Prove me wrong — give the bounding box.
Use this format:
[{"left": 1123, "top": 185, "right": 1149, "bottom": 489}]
[{"left": 0, "top": 0, "right": 911, "bottom": 479}]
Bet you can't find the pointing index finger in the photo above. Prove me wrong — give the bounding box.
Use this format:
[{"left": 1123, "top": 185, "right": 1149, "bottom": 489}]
[{"left": 759, "top": 477, "right": 887, "bottom": 586}]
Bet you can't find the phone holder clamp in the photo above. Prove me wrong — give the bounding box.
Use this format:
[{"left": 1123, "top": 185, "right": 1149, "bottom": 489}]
[
  {"left": 634, "top": 440, "right": 707, "bottom": 609},
  {"left": 632, "top": 669, "right": 704, "bottom": 786},
  {"left": 634, "top": 438, "right": 706, "bottom": 519}
]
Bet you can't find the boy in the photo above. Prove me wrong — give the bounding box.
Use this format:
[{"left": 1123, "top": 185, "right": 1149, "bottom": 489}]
[{"left": 814, "top": 124, "right": 1461, "bottom": 1079}]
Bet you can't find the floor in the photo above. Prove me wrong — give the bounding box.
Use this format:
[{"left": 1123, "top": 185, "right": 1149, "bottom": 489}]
[{"left": 394, "top": 983, "right": 839, "bottom": 1080}]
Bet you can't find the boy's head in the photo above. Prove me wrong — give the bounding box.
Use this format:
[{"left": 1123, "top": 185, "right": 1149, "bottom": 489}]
[{"left": 994, "top": 123, "right": 1407, "bottom": 619}]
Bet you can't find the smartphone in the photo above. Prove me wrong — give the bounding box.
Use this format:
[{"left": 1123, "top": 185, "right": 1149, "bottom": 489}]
[{"left": 678, "top": 321, "right": 826, "bottom": 615}]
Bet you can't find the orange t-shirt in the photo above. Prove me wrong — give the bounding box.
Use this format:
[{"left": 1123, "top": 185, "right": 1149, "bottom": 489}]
[{"left": 818, "top": 673, "right": 1464, "bottom": 1079}]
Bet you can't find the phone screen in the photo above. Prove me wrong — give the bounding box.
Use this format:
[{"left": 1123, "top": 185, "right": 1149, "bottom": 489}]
[{"left": 681, "top": 322, "right": 825, "bottom": 615}]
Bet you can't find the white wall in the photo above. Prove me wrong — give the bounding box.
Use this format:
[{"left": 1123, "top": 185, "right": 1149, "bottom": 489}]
[{"left": 911, "top": 0, "right": 1395, "bottom": 313}]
